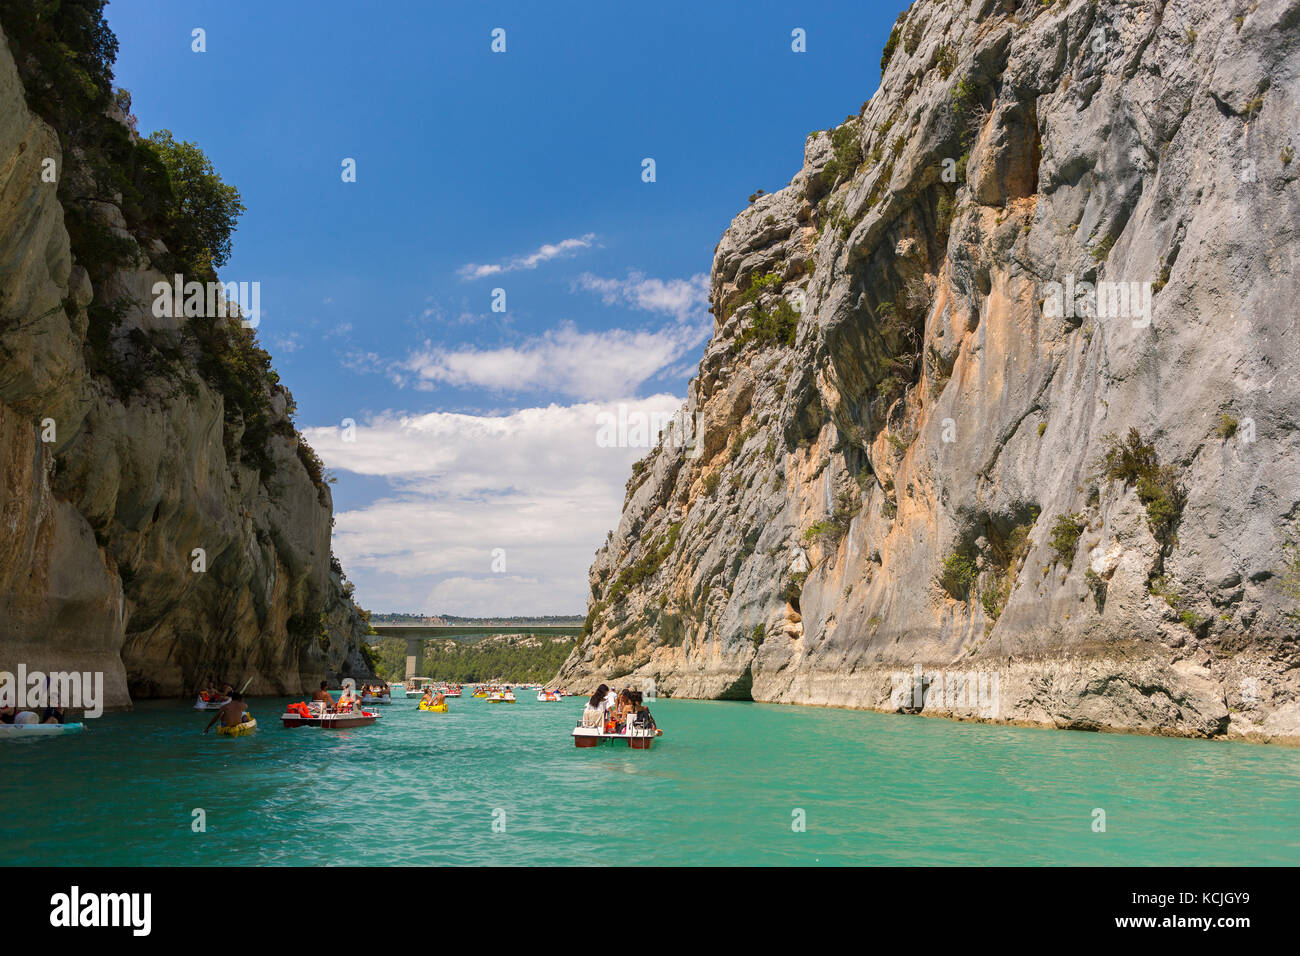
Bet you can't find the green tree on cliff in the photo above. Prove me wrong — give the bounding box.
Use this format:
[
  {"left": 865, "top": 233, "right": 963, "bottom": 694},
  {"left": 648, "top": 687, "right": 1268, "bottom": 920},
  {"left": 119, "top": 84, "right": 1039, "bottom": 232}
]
[{"left": 147, "top": 130, "right": 245, "bottom": 274}]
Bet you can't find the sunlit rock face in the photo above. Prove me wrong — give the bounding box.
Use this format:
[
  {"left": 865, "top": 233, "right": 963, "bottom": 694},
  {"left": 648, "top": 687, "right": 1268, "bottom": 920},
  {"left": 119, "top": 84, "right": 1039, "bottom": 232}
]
[
  {"left": 556, "top": 0, "right": 1300, "bottom": 742},
  {"left": 0, "top": 24, "right": 373, "bottom": 708}
]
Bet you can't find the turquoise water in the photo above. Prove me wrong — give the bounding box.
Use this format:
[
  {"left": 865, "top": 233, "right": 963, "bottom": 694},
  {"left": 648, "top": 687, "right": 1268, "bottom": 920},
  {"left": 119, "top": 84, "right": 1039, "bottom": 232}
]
[{"left": 2, "top": 693, "right": 1298, "bottom": 865}]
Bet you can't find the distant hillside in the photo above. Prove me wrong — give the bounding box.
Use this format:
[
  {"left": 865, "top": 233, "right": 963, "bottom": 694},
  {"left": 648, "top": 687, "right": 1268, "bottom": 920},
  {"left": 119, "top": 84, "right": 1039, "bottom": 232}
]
[
  {"left": 369, "top": 612, "right": 583, "bottom": 626},
  {"left": 371, "top": 633, "right": 577, "bottom": 684}
]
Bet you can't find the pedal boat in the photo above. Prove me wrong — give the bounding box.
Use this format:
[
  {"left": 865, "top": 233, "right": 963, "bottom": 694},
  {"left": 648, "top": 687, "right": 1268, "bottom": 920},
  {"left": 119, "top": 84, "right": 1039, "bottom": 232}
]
[
  {"left": 572, "top": 725, "right": 660, "bottom": 749},
  {"left": 281, "top": 704, "right": 381, "bottom": 729}
]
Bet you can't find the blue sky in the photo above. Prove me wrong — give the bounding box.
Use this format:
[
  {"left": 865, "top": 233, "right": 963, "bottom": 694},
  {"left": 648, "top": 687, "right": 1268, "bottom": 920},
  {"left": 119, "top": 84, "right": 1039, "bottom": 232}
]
[{"left": 105, "top": 0, "right": 902, "bottom": 615}]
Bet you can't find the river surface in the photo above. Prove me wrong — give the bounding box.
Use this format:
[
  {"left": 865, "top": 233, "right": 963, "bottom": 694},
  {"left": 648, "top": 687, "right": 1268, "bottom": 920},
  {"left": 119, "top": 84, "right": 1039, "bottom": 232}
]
[{"left": 2, "top": 693, "right": 1298, "bottom": 865}]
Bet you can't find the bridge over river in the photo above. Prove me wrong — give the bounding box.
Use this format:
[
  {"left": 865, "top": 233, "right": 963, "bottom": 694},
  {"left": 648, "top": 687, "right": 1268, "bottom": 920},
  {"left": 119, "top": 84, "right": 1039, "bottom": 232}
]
[{"left": 368, "top": 624, "right": 583, "bottom": 680}]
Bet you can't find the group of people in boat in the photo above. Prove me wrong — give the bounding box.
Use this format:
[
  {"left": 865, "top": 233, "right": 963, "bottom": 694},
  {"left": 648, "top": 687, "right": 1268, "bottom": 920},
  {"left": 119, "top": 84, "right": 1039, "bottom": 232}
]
[
  {"left": 0, "top": 704, "right": 66, "bottom": 725},
  {"left": 198, "top": 680, "right": 232, "bottom": 703},
  {"left": 311, "top": 680, "right": 360, "bottom": 713},
  {"left": 419, "top": 686, "right": 447, "bottom": 708},
  {"left": 581, "top": 684, "right": 656, "bottom": 734},
  {"left": 2, "top": 674, "right": 69, "bottom": 724}
]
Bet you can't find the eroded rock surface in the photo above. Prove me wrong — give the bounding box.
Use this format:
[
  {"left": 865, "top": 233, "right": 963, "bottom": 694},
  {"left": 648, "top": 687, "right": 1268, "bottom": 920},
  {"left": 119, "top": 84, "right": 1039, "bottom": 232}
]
[
  {"left": 0, "top": 24, "right": 374, "bottom": 706},
  {"left": 556, "top": 0, "right": 1300, "bottom": 743}
]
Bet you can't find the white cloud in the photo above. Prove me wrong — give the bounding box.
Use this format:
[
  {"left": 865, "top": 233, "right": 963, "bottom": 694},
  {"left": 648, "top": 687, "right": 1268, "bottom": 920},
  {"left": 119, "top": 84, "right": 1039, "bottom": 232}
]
[
  {"left": 302, "top": 395, "right": 686, "bottom": 615},
  {"left": 459, "top": 233, "right": 598, "bottom": 280},
  {"left": 575, "top": 271, "right": 710, "bottom": 322},
  {"left": 272, "top": 332, "right": 303, "bottom": 354},
  {"left": 399, "top": 321, "right": 708, "bottom": 400},
  {"left": 340, "top": 349, "right": 386, "bottom": 375}
]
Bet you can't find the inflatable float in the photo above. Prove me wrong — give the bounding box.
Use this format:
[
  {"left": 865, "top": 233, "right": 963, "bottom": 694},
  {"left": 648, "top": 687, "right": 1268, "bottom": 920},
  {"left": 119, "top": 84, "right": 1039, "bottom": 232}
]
[{"left": 215, "top": 717, "right": 257, "bottom": 737}]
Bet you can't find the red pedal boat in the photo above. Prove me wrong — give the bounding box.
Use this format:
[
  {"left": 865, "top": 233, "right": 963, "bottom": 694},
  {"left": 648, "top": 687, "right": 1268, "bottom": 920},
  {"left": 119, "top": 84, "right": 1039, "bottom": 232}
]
[
  {"left": 572, "top": 725, "right": 661, "bottom": 749},
  {"left": 282, "top": 702, "right": 381, "bottom": 729}
]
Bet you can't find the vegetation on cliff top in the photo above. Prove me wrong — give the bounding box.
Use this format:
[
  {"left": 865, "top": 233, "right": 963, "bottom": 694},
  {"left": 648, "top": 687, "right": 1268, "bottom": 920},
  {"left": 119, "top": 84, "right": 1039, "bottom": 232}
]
[{"left": 0, "top": 0, "right": 330, "bottom": 497}]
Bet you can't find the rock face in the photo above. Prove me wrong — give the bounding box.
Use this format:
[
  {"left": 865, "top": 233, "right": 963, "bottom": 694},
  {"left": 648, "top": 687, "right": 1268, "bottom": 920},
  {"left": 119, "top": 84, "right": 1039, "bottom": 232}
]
[
  {"left": 0, "top": 23, "right": 373, "bottom": 707},
  {"left": 556, "top": 0, "right": 1300, "bottom": 743}
]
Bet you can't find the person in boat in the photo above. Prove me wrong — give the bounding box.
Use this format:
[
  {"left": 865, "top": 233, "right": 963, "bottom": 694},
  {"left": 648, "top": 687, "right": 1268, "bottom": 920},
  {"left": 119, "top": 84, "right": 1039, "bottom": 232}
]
[
  {"left": 581, "top": 684, "right": 608, "bottom": 729},
  {"left": 420, "top": 687, "right": 435, "bottom": 707},
  {"left": 610, "top": 689, "right": 635, "bottom": 731},
  {"left": 202, "top": 692, "right": 249, "bottom": 734},
  {"left": 312, "top": 681, "right": 335, "bottom": 712},
  {"left": 337, "top": 684, "right": 358, "bottom": 713},
  {"left": 431, "top": 688, "right": 446, "bottom": 708},
  {"left": 629, "top": 690, "right": 656, "bottom": 730}
]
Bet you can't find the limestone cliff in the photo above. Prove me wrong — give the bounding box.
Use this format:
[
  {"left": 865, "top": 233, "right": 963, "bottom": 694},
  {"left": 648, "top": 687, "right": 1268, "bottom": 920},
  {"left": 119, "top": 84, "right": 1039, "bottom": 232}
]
[
  {"left": 556, "top": 0, "right": 1300, "bottom": 742},
  {"left": 0, "top": 14, "right": 374, "bottom": 707}
]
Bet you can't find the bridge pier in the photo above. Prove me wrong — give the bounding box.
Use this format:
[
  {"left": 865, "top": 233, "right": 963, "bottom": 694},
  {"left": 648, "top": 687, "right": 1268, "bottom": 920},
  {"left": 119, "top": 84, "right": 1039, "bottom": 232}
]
[{"left": 405, "top": 638, "right": 422, "bottom": 681}]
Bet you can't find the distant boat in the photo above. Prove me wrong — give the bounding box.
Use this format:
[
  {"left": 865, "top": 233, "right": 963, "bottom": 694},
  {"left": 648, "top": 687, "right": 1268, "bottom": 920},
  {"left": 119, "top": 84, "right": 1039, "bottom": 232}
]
[{"left": 537, "top": 690, "right": 562, "bottom": 702}]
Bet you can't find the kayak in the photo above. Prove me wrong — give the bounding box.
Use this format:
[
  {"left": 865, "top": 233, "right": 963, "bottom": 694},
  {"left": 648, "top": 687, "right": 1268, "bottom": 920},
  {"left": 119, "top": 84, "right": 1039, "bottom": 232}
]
[
  {"left": 418, "top": 702, "right": 448, "bottom": 713},
  {"left": 215, "top": 717, "right": 257, "bottom": 737},
  {"left": 0, "top": 722, "right": 84, "bottom": 738}
]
